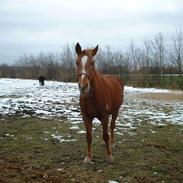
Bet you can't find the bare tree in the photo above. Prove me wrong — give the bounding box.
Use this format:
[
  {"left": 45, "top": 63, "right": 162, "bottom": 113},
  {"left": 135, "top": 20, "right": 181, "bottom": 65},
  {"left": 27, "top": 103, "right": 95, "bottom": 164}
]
[
  {"left": 113, "top": 50, "right": 130, "bottom": 77},
  {"left": 95, "top": 46, "right": 114, "bottom": 74},
  {"left": 95, "top": 48, "right": 105, "bottom": 71},
  {"left": 128, "top": 40, "right": 142, "bottom": 72},
  {"left": 140, "top": 40, "right": 152, "bottom": 73},
  {"left": 60, "top": 44, "right": 75, "bottom": 69},
  {"left": 150, "top": 33, "right": 166, "bottom": 78},
  {"left": 59, "top": 44, "right": 76, "bottom": 81},
  {"left": 170, "top": 29, "right": 183, "bottom": 75}
]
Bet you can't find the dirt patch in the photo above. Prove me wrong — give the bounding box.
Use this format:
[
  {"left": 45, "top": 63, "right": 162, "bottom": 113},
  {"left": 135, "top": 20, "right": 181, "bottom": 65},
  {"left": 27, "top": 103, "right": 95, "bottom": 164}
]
[
  {"left": 0, "top": 117, "right": 183, "bottom": 183},
  {"left": 130, "top": 92, "right": 183, "bottom": 101}
]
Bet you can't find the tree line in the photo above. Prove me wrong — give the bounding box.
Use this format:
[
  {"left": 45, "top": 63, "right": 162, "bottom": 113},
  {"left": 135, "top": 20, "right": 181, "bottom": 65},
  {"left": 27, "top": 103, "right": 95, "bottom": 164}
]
[{"left": 0, "top": 30, "right": 183, "bottom": 89}]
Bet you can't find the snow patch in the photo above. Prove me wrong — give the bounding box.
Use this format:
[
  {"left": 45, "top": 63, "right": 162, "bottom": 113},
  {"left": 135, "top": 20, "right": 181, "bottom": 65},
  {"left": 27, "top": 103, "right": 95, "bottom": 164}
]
[{"left": 0, "top": 78, "right": 182, "bottom": 137}]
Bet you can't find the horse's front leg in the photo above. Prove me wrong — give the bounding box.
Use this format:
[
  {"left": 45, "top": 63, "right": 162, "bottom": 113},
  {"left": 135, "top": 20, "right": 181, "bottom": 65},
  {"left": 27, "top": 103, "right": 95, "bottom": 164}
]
[
  {"left": 83, "top": 117, "right": 93, "bottom": 163},
  {"left": 101, "top": 115, "right": 113, "bottom": 163}
]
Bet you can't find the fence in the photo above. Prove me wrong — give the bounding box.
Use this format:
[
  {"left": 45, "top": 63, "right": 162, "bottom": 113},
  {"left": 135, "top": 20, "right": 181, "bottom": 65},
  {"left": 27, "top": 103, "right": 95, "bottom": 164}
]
[{"left": 122, "top": 74, "right": 183, "bottom": 89}]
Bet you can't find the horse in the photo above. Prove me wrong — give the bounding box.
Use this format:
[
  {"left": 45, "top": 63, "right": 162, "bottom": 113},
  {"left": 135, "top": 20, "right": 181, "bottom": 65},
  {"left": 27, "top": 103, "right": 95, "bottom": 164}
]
[
  {"left": 75, "top": 43, "right": 124, "bottom": 163},
  {"left": 38, "top": 76, "right": 45, "bottom": 86}
]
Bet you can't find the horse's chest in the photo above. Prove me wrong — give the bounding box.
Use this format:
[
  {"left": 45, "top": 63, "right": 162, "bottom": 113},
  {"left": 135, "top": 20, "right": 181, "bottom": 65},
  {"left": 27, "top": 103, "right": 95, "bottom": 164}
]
[{"left": 80, "top": 97, "right": 99, "bottom": 117}]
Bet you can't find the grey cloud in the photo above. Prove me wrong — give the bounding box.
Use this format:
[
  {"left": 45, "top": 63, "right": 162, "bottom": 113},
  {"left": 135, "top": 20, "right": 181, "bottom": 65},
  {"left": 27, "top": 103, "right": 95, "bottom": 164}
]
[{"left": 0, "top": 0, "right": 183, "bottom": 64}]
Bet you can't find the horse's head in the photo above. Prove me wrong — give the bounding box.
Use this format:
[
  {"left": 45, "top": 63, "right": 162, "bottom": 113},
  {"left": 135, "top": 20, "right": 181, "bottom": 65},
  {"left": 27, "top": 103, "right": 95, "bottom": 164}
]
[{"left": 75, "top": 42, "right": 98, "bottom": 94}]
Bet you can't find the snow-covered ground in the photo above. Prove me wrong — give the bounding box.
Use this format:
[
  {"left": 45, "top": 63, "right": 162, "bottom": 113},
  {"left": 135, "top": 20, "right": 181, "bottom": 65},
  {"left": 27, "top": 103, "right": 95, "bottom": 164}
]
[{"left": 0, "top": 78, "right": 183, "bottom": 132}]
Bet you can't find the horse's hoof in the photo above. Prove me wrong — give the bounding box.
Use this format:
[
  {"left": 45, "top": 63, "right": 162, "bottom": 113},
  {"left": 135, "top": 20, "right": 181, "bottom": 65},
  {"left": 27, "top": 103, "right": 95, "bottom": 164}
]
[
  {"left": 106, "top": 155, "right": 113, "bottom": 164},
  {"left": 83, "top": 157, "right": 91, "bottom": 163}
]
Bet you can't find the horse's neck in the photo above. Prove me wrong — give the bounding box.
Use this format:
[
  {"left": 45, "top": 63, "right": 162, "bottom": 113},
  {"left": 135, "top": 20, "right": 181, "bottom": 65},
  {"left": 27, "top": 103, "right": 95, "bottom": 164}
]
[
  {"left": 93, "top": 70, "right": 107, "bottom": 96},
  {"left": 93, "top": 70, "right": 100, "bottom": 90},
  {"left": 93, "top": 70, "right": 104, "bottom": 85}
]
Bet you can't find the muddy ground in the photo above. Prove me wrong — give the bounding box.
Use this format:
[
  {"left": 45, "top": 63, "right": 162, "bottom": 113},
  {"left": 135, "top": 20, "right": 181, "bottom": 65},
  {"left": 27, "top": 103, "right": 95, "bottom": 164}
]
[
  {"left": 131, "top": 92, "right": 183, "bottom": 101},
  {"left": 0, "top": 117, "right": 183, "bottom": 183}
]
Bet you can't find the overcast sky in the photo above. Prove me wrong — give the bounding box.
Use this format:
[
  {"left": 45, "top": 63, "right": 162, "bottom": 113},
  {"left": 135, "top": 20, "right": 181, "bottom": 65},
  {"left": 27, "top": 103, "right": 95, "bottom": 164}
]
[{"left": 0, "top": 0, "right": 183, "bottom": 64}]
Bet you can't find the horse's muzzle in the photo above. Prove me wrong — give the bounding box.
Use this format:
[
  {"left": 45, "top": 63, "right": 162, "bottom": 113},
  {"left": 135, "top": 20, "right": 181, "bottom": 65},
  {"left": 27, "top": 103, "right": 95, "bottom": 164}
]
[{"left": 79, "top": 83, "right": 90, "bottom": 94}]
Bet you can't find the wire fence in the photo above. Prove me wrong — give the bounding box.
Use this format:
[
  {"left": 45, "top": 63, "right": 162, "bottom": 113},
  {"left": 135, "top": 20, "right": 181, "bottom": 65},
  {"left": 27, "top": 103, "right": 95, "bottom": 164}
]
[{"left": 121, "top": 74, "right": 183, "bottom": 89}]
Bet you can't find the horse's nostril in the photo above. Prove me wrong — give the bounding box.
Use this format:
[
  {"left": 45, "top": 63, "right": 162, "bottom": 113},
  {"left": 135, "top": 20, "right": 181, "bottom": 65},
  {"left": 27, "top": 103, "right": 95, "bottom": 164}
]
[
  {"left": 80, "top": 86, "right": 85, "bottom": 92},
  {"left": 79, "top": 82, "right": 89, "bottom": 93},
  {"left": 80, "top": 85, "right": 87, "bottom": 92}
]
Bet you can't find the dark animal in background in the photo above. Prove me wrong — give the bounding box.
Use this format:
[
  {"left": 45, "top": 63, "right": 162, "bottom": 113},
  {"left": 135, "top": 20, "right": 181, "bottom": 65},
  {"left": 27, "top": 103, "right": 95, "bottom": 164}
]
[
  {"left": 75, "top": 43, "right": 124, "bottom": 163},
  {"left": 38, "top": 76, "right": 45, "bottom": 86}
]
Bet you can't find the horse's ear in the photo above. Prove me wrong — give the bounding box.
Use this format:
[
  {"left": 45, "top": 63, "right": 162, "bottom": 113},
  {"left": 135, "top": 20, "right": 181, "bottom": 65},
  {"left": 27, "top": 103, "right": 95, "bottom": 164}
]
[
  {"left": 92, "top": 45, "right": 98, "bottom": 57},
  {"left": 75, "top": 42, "right": 82, "bottom": 55}
]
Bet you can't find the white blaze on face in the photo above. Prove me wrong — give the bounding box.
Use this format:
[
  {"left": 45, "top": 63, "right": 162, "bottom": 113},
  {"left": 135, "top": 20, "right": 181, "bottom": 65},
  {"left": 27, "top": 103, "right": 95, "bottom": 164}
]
[
  {"left": 81, "top": 56, "right": 88, "bottom": 74},
  {"left": 80, "top": 55, "right": 90, "bottom": 93}
]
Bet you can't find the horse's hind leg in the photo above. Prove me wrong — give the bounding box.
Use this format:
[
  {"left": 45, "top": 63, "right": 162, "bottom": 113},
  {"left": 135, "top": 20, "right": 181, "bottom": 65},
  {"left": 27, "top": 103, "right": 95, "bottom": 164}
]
[
  {"left": 101, "top": 115, "right": 113, "bottom": 163},
  {"left": 110, "top": 111, "right": 118, "bottom": 148}
]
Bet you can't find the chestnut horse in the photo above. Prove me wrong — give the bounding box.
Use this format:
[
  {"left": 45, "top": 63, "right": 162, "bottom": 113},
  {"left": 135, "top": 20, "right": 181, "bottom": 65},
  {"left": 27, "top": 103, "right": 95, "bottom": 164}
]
[{"left": 75, "top": 43, "right": 124, "bottom": 163}]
